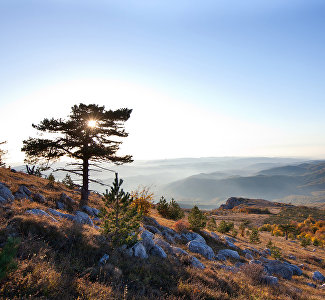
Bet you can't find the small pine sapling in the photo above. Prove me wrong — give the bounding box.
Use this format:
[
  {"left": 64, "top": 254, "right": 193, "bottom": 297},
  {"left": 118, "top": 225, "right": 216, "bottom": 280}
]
[
  {"left": 249, "top": 228, "right": 260, "bottom": 244},
  {"left": 188, "top": 205, "right": 206, "bottom": 231},
  {"left": 101, "top": 173, "right": 141, "bottom": 247}
]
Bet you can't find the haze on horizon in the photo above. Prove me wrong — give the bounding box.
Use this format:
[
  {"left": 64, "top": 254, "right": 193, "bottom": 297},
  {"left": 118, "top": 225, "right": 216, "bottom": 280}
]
[{"left": 1, "top": 0, "right": 325, "bottom": 165}]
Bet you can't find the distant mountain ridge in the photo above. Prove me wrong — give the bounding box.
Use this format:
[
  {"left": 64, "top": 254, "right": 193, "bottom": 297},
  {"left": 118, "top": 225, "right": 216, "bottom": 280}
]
[{"left": 165, "top": 160, "right": 325, "bottom": 208}]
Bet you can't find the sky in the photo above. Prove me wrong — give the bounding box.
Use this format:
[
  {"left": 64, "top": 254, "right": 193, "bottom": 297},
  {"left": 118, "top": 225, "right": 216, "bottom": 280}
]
[{"left": 1, "top": 0, "right": 325, "bottom": 165}]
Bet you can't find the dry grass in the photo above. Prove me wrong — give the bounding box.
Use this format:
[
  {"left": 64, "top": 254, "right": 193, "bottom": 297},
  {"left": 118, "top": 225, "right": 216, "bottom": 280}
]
[{"left": 1, "top": 167, "right": 325, "bottom": 299}]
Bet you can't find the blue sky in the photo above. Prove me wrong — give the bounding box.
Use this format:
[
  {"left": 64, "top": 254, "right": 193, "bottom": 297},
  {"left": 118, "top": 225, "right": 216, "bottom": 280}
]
[{"left": 1, "top": 0, "right": 325, "bottom": 164}]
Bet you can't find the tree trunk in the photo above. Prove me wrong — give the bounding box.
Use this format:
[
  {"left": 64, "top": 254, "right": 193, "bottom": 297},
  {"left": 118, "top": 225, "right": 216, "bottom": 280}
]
[{"left": 80, "top": 158, "right": 89, "bottom": 207}]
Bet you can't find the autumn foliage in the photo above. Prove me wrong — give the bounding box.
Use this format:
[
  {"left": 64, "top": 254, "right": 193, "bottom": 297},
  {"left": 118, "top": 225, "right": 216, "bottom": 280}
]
[{"left": 131, "top": 186, "right": 154, "bottom": 216}]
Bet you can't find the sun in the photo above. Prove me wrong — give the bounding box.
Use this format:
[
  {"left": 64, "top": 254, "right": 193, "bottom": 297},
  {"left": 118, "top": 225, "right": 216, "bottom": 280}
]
[{"left": 87, "top": 120, "right": 97, "bottom": 128}]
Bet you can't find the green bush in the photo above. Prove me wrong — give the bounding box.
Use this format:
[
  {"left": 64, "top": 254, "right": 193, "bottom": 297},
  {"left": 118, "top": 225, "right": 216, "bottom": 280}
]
[
  {"left": 217, "top": 221, "right": 234, "bottom": 234},
  {"left": 206, "top": 217, "right": 217, "bottom": 231},
  {"left": 101, "top": 173, "right": 141, "bottom": 247},
  {"left": 188, "top": 206, "right": 206, "bottom": 231},
  {"left": 156, "top": 197, "right": 184, "bottom": 220},
  {"left": 62, "top": 173, "right": 75, "bottom": 189},
  {"left": 0, "top": 237, "right": 20, "bottom": 281},
  {"left": 249, "top": 228, "right": 260, "bottom": 244}
]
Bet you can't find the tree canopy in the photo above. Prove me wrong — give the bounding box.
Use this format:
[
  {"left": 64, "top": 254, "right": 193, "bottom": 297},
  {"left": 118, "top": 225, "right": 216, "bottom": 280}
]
[{"left": 22, "top": 103, "right": 133, "bottom": 206}]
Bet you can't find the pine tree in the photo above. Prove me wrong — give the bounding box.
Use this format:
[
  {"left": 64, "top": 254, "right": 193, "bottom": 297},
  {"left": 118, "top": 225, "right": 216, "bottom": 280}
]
[
  {"left": 22, "top": 103, "right": 132, "bottom": 206},
  {"left": 249, "top": 228, "right": 260, "bottom": 244},
  {"left": 0, "top": 141, "right": 6, "bottom": 167},
  {"left": 188, "top": 205, "right": 206, "bottom": 231},
  {"left": 101, "top": 173, "right": 141, "bottom": 247},
  {"left": 62, "top": 173, "right": 75, "bottom": 189},
  {"left": 207, "top": 217, "right": 217, "bottom": 231}
]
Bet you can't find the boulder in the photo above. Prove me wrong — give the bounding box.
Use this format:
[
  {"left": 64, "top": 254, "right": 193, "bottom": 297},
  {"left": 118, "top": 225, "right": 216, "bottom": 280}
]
[
  {"left": 142, "top": 216, "right": 161, "bottom": 228},
  {"left": 288, "top": 254, "right": 296, "bottom": 260},
  {"left": 264, "top": 260, "right": 293, "bottom": 280},
  {"left": 56, "top": 201, "right": 65, "bottom": 210},
  {"left": 82, "top": 205, "right": 100, "bottom": 217},
  {"left": 154, "top": 237, "right": 173, "bottom": 253},
  {"left": 171, "top": 246, "right": 188, "bottom": 256},
  {"left": 75, "top": 211, "right": 94, "bottom": 226},
  {"left": 245, "top": 253, "right": 254, "bottom": 260},
  {"left": 150, "top": 245, "right": 167, "bottom": 258},
  {"left": 99, "top": 254, "right": 109, "bottom": 265},
  {"left": 307, "top": 282, "right": 317, "bottom": 288},
  {"left": 226, "top": 241, "right": 238, "bottom": 249},
  {"left": 312, "top": 271, "right": 325, "bottom": 283},
  {"left": 14, "top": 185, "right": 32, "bottom": 200},
  {"left": 216, "top": 254, "right": 226, "bottom": 261},
  {"left": 0, "top": 182, "right": 14, "bottom": 203},
  {"left": 141, "top": 230, "right": 155, "bottom": 251},
  {"left": 223, "top": 236, "right": 237, "bottom": 244},
  {"left": 26, "top": 209, "right": 58, "bottom": 222},
  {"left": 262, "top": 275, "right": 278, "bottom": 286},
  {"left": 48, "top": 208, "right": 75, "bottom": 221},
  {"left": 162, "top": 231, "right": 175, "bottom": 244},
  {"left": 217, "top": 249, "right": 240, "bottom": 260},
  {"left": 144, "top": 225, "right": 162, "bottom": 235},
  {"left": 33, "top": 193, "right": 46, "bottom": 203},
  {"left": 210, "top": 232, "right": 221, "bottom": 241},
  {"left": 132, "top": 242, "right": 148, "bottom": 259},
  {"left": 59, "top": 193, "right": 76, "bottom": 210},
  {"left": 183, "top": 232, "right": 206, "bottom": 244},
  {"left": 249, "top": 260, "right": 262, "bottom": 265},
  {"left": 187, "top": 240, "right": 215, "bottom": 260},
  {"left": 262, "top": 248, "right": 271, "bottom": 256},
  {"left": 190, "top": 256, "right": 205, "bottom": 269},
  {"left": 286, "top": 263, "right": 302, "bottom": 276},
  {"left": 243, "top": 249, "right": 253, "bottom": 256}
]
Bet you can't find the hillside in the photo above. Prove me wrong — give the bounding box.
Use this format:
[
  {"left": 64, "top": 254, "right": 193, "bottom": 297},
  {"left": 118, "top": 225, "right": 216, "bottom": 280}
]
[
  {"left": 164, "top": 161, "right": 325, "bottom": 208},
  {"left": 1, "top": 167, "right": 325, "bottom": 299}
]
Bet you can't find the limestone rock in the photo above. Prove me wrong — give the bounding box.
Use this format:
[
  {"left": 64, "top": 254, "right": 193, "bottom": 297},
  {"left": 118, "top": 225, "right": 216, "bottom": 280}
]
[
  {"left": 150, "top": 244, "right": 167, "bottom": 258},
  {"left": 183, "top": 232, "right": 206, "bottom": 244},
  {"left": 141, "top": 230, "right": 155, "bottom": 251},
  {"left": 171, "top": 246, "right": 188, "bottom": 256},
  {"left": 187, "top": 240, "right": 215, "bottom": 260},
  {"left": 82, "top": 205, "right": 100, "bottom": 217},
  {"left": 264, "top": 260, "right": 293, "bottom": 280},
  {"left": 312, "top": 271, "right": 325, "bottom": 283},
  {"left": 154, "top": 237, "right": 173, "bottom": 253},
  {"left": 33, "top": 193, "right": 46, "bottom": 203},
  {"left": 99, "top": 254, "right": 109, "bottom": 265},
  {"left": 132, "top": 242, "right": 148, "bottom": 259},
  {"left": 217, "top": 249, "right": 240, "bottom": 260},
  {"left": 75, "top": 211, "right": 94, "bottom": 226},
  {"left": 48, "top": 208, "right": 75, "bottom": 221},
  {"left": 262, "top": 275, "right": 278, "bottom": 286},
  {"left": 14, "top": 185, "right": 32, "bottom": 200},
  {"left": 0, "top": 182, "right": 14, "bottom": 203},
  {"left": 144, "top": 225, "right": 162, "bottom": 235},
  {"left": 245, "top": 253, "right": 254, "bottom": 260},
  {"left": 26, "top": 208, "right": 58, "bottom": 222},
  {"left": 190, "top": 256, "right": 205, "bottom": 269}
]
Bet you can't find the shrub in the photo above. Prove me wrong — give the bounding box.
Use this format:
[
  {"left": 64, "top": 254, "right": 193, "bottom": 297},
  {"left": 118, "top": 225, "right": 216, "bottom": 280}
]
[
  {"left": 156, "top": 197, "right": 184, "bottom": 220},
  {"left": 231, "top": 228, "right": 238, "bottom": 238},
  {"left": 206, "top": 217, "right": 217, "bottom": 231},
  {"left": 47, "top": 173, "right": 55, "bottom": 187},
  {"left": 131, "top": 186, "right": 154, "bottom": 216},
  {"left": 62, "top": 173, "right": 75, "bottom": 189},
  {"left": 173, "top": 220, "right": 190, "bottom": 233},
  {"left": 188, "top": 205, "right": 206, "bottom": 231},
  {"left": 217, "top": 221, "right": 234, "bottom": 234},
  {"left": 239, "top": 220, "right": 250, "bottom": 237},
  {"left": 249, "top": 228, "right": 260, "bottom": 244},
  {"left": 101, "top": 173, "right": 141, "bottom": 247},
  {"left": 270, "top": 245, "right": 282, "bottom": 259},
  {"left": 301, "top": 237, "right": 311, "bottom": 247},
  {"left": 0, "top": 237, "right": 20, "bottom": 281},
  {"left": 156, "top": 196, "right": 169, "bottom": 217},
  {"left": 240, "top": 263, "right": 265, "bottom": 285}
]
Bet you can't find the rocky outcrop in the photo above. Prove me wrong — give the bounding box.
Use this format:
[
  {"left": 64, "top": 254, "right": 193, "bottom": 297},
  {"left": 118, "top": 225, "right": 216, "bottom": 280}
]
[
  {"left": 33, "top": 193, "right": 46, "bottom": 203},
  {"left": 262, "top": 275, "right": 278, "bottom": 286},
  {"left": 313, "top": 271, "right": 325, "bottom": 283},
  {"left": 183, "top": 232, "right": 206, "bottom": 244},
  {"left": 99, "top": 254, "right": 109, "bottom": 265},
  {"left": 171, "top": 246, "right": 188, "bottom": 256},
  {"left": 48, "top": 208, "right": 75, "bottom": 221},
  {"left": 133, "top": 242, "right": 148, "bottom": 259},
  {"left": 141, "top": 230, "right": 155, "bottom": 251},
  {"left": 187, "top": 240, "right": 215, "bottom": 260},
  {"left": 264, "top": 260, "right": 294, "bottom": 280},
  {"left": 190, "top": 256, "right": 205, "bottom": 269},
  {"left": 82, "top": 205, "right": 100, "bottom": 217},
  {"left": 14, "top": 185, "right": 32, "bottom": 200},
  {"left": 217, "top": 249, "right": 240, "bottom": 260},
  {"left": 75, "top": 211, "right": 94, "bottom": 226},
  {"left": 26, "top": 208, "right": 58, "bottom": 222},
  {"left": 150, "top": 244, "right": 167, "bottom": 258},
  {"left": 0, "top": 182, "right": 14, "bottom": 203},
  {"left": 219, "top": 197, "right": 246, "bottom": 209}
]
